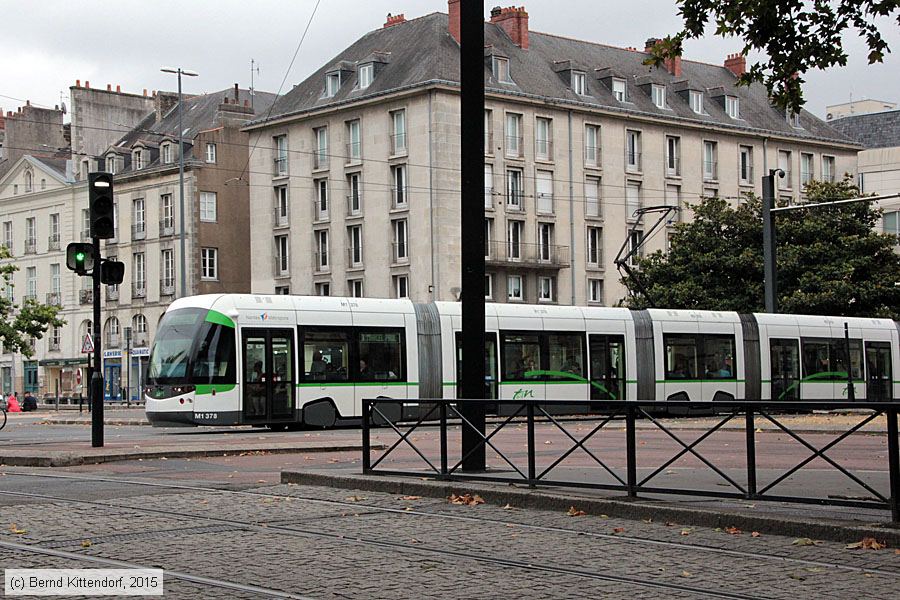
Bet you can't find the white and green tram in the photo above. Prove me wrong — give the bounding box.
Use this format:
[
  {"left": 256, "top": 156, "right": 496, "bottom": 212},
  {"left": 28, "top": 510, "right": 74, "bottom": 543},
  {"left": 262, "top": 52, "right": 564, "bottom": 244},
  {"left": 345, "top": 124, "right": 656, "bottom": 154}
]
[{"left": 145, "top": 294, "right": 900, "bottom": 428}]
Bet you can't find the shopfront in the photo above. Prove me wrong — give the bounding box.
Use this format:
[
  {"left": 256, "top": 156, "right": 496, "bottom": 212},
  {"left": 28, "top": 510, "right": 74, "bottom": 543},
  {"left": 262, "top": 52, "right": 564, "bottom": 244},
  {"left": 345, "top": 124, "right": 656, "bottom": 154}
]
[{"left": 103, "top": 349, "right": 122, "bottom": 402}]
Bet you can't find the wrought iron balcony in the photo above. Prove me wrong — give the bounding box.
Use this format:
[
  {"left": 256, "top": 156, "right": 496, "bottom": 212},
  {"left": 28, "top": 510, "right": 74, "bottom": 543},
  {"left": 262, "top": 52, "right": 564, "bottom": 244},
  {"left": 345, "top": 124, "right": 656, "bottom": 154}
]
[
  {"left": 703, "top": 160, "right": 718, "bottom": 181},
  {"left": 106, "top": 286, "right": 119, "bottom": 301},
  {"left": 391, "top": 186, "right": 408, "bottom": 210},
  {"left": 584, "top": 144, "right": 600, "bottom": 167},
  {"left": 313, "top": 150, "right": 329, "bottom": 170},
  {"left": 345, "top": 142, "right": 361, "bottom": 163},
  {"left": 390, "top": 133, "right": 407, "bottom": 155},
  {"left": 24, "top": 239, "right": 36, "bottom": 254},
  {"left": 273, "top": 156, "right": 288, "bottom": 177},
  {"left": 134, "top": 332, "right": 149, "bottom": 347},
  {"left": 313, "top": 252, "right": 329, "bottom": 273},
  {"left": 159, "top": 218, "right": 175, "bottom": 237},
  {"left": 48, "top": 234, "right": 60, "bottom": 251},
  {"left": 131, "top": 224, "right": 146, "bottom": 241},
  {"left": 160, "top": 278, "right": 176, "bottom": 296},
  {"left": 107, "top": 334, "right": 120, "bottom": 348},
  {"left": 625, "top": 150, "right": 642, "bottom": 171},
  {"left": 132, "top": 282, "right": 146, "bottom": 299},
  {"left": 535, "top": 138, "right": 553, "bottom": 160},
  {"left": 79, "top": 289, "right": 93, "bottom": 304},
  {"left": 484, "top": 240, "right": 570, "bottom": 269},
  {"left": 45, "top": 292, "right": 62, "bottom": 307},
  {"left": 346, "top": 247, "right": 364, "bottom": 269},
  {"left": 505, "top": 135, "right": 523, "bottom": 158},
  {"left": 391, "top": 242, "right": 409, "bottom": 265},
  {"left": 273, "top": 206, "right": 290, "bottom": 228}
]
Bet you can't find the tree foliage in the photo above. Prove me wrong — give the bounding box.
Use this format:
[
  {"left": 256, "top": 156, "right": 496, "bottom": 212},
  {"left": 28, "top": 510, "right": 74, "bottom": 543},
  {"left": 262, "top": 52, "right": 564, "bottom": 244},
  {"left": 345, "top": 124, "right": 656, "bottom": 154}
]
[
  {"left": 622, "top": 179, "right": 900, "bottom": 319},
  {"left": 0, "top": 246, "right": 65, "bottom": 358},
  {"left": 646, "top": 1, "right": 900, "bottom": 112}
]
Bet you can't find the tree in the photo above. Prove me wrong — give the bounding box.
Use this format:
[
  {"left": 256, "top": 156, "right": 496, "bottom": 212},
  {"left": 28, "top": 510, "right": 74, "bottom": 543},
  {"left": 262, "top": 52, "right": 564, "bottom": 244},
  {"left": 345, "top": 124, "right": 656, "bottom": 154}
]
[
  {"left": 646, "top": 1, "right": 900, "bottom": 112},
  {"left": 622, "top": 179, "right": 900, "bottom": 319},
  {"left": 0, "top": 246, "right": 65, "bottom": 357}
]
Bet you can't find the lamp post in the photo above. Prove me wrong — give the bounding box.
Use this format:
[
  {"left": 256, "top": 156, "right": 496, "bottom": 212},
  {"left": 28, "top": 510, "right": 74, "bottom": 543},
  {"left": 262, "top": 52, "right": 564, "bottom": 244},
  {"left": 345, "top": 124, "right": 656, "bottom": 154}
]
[{"left": 160, "top": 67, "right": 198, "bottom": 298}]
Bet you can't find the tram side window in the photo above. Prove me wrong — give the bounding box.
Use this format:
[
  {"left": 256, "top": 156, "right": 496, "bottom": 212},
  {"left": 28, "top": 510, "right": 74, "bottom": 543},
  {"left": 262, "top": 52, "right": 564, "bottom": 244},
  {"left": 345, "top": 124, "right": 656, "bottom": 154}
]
[
  {"left": 302, "top": 330, "right": 350, "bottom": 382},
  {"left": 665, "top": 334, "right": 736, "bottom": 380},
  {"left": 831, "top": 339, "right": 863, "bottom": 380},
  {"left": 358, "top": 330, "right": 404, "bottom": 381},
  {"left": 547, "top": 333, "right": 585, "bottom": 379},
  {"left": 802, "top": 338, "right": 863, "bottom": 380},
  {"left": 664, "top": 335, "right": 698, "bottom": 379},
  {"left": 701, "top": 336, "right": 735, "bottom": 379},
  {"left": 502, "top": 333, "right": 542, "bottom": 380},
  {"left": 191, "top": 323, "right": 236, "bottom": 384}
]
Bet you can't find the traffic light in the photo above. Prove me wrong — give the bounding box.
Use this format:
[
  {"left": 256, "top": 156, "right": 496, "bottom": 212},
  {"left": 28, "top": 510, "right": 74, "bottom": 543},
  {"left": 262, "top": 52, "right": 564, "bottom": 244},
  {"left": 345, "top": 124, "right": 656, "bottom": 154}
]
[
  {"left": 66, "top": 243, "right": 95, "bottom": 275},
  {"left": 88, "top": 172, "right": 115, "bottom": 239},
  {"left": 101, "top": 260, "right": 125, "bottom": 285}
]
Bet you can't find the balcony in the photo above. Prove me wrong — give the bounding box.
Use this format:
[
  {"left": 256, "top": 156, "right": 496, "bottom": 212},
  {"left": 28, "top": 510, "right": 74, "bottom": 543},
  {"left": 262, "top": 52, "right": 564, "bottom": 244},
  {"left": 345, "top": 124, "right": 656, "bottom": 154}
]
[
  {"left": 79, "top": 289, "right": 93, "bottom": 304},
  {"left": 160, "top": 278, "right": 176, "bottom": 296},
  {"left": 665, "top": 157, "right": 681, "bottom": 177},
  {"left": 391, "top": 242, "right": 409, "bottom": 265},
  {"left": 535, "top": 139, "right": 553, "bottom": 161},
  {"left": 346, "top": 194, "right": 362, "bottom": 217},
  {"left": 505, "top": 135, "right": 523, "bottom": 158},
  {"left": 484, "top": 240, "right": 570, "bottom": 270},
  {"left": 625, "top": 150, "right": 642, "bottom": 172},
  {"left": 313, "top": 252, "right": 329, "bottom": 273},
  {"left": 703, "top": 160, "right": 718, "bottom": 181},
  {"left": 159, "top": 218, "right": 175, "bottom": 237},
  {"left": 131, "top": 223, "right": 146, "bottom": 241},
  {"left": 106, "top": 286, "right": 119, "bottom": 301},
  {"left": 273, "top": 206, "right": 290, "bottom": 228},
  {"left": 506, "top": 190, "right": 524, "bottom": 211},
  {"left": 23, "top": 293, "right": 37, "bottom": 303},
  {"left": 24, "top": 238, "right": 36, "bottom": 254},
  {"left": 313, "top": 150, "right": 329, "bottom": 171},
  {"left": 45, "top": 292, "right": 62, "bottom": 307},
  {"left": 132, "top": 282, "right": 146, "bottom": 299},
  {"left": 80, "top": 229, "right": 91, "bottom": 242},
  {"left": 584, "top": 145, "right": 600, "bottom": 168},
  {"left": 48, "top": 341, "right": 60, "bottom": 352},
  {"left": 346, "top": 247, "right": 363, "bottom": 269},
  {"left": 273, "top": 156, "right": 288, "bottom": 177},
  {"left": 391, "top": 187, "right": 408, "bottom": 210},
  {"left": 345, "top": 142, "right": 361, "bottom": 163},
  {"left": 390, "top": 133, "right": 407, "bottom": 156},
  {"left": 48, "top": 234, "right": 60, "bottom": 251}
]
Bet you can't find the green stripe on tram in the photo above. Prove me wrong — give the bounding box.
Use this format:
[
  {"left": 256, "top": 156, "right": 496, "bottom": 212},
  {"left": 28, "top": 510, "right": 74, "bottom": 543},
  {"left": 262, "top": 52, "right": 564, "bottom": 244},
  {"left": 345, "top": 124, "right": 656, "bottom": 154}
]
[
  {"left": 296, "top": 381, "right": 413, "bottom": 388},
  {"left": 195, "top": 384, "right": 236, "bottom": 395},
  {"left": 206, "top": 310, "right": 235, "bottom": 329}
]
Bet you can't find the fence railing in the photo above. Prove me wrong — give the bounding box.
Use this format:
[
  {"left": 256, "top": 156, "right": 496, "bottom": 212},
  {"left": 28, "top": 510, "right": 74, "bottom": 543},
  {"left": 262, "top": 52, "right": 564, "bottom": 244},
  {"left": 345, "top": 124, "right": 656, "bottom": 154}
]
[{"left": 362, "top": 398, "right": 900, "bottom": 523}]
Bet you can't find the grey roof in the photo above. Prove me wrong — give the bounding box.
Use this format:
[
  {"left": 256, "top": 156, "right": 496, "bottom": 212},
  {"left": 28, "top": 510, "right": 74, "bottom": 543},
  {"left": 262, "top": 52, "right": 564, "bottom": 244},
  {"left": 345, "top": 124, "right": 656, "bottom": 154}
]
[
  {"left": 826, "top": 109, "right": 900, "bottom": 149},
  {"left": 248, "top": 12, "right": 857, "bottom": 147}
]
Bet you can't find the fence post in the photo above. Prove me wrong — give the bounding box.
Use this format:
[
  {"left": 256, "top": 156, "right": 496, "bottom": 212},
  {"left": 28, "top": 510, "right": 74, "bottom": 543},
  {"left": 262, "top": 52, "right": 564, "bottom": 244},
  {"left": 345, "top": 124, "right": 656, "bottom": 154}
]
[
  {"left": 887, "top": 407, "right": 900, "bottom": 524},
  {"left": 361, "top": 399, "right": 371, "bottom": 473},
  {"left": 527, "top": 401, "right": 536, "bottom": 486},
  {"left": 745, "top": 405, "right": 757, "bottom": 498},
  {"left": 626, "top": 404, "right": 637, "bottom": 498},
  {"left": 440, "top": 401, "right": 448, "bottom": 476}
]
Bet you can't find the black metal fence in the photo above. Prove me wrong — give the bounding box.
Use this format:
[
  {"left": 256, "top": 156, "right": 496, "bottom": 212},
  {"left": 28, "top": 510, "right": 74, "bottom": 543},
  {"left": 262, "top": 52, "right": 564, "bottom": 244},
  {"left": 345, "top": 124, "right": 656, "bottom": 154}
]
[{"left": 362, "top": 399, "right": 900, "bottom": 523}]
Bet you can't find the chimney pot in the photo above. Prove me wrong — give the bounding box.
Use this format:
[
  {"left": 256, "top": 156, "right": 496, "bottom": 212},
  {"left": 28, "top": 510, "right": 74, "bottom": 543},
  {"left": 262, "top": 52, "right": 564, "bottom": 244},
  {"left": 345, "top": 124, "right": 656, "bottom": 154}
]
[
  {"left": 384, "top": 12, "right": 406, "bottom": 27},
  {"left": 76, "top": 79, "right": 81, "bottom": 87},
  {"left": 234, "top": 83, "right": 239, "bottom": 102},
  {"left": 143, "top": 88, "right": 148, "bottom": 96},
  {"left": 448, "top": 0, "right": 461, "bottom": 43},
  {"left": 491, "top": 6, "right": 502, "bottom": 17},
  {"left": 116, "top": 84, "right": 121, "bottom": 93},
  {"left": 85, "top": 81, "right": 90, "bottom": 88},
  {"left": 489, "top": 4, "right": 529, "bottom": 49},
  {"left": 107, "top": 84, "right": 111, "bottom": 91},
  {"left": 724, "top": 52, "right": 746, "bottom": 77},
  {"left": 645, "top": 37, "right": 660, "bottom": 52}
]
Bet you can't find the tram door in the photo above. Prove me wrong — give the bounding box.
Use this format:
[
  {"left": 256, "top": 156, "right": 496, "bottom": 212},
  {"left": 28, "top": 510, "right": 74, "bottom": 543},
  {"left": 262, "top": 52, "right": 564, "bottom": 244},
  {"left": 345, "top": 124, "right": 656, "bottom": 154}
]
[
  {"left": 242, "top": 328, "right": 296, "bottom": 423},
  {"left": 865, "top": 342, "right": 892, "bottom": 401},
  {"left": 589, "top": 335, "right": 626, "bottom": 401},
  {"left": 770, "top": 339, "right": 800, "bottom": 402}
]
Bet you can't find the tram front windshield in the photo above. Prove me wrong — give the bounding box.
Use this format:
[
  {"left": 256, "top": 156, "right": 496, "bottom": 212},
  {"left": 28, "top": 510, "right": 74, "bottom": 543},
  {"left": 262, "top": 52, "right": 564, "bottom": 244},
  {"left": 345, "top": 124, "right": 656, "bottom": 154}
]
[{"left": 148, "top": 308, "right": 235, "bottom": 385}]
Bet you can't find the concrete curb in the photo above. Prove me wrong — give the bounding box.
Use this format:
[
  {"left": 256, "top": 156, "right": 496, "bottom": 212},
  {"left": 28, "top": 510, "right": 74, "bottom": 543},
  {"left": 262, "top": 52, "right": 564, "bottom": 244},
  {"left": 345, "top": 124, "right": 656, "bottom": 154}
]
[
  {"left": 38, "top": 419, "right": 150, "bottom": 426},
  {"left": 0, "top": 443, "right": 381, "bottom": 468},
  {"left": 281, "top": 470, "right": 900, "bottom": 546}
]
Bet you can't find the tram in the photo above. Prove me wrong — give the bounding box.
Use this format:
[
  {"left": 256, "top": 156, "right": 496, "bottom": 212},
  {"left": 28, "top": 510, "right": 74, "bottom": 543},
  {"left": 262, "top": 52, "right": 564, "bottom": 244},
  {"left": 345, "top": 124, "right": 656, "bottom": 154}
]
[{"left": 144, "top": 294, "right": 899, "bottom": 428}]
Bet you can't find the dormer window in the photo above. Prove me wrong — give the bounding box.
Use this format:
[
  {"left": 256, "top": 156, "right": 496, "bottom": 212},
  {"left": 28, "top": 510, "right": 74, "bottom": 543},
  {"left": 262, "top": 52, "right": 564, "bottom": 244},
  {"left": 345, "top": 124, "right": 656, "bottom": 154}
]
[
  {"left": 161, "top": 143, "right": 172, "bottom": 164},
  {"left": 325, "top": 72, "right": 341, "bottom": 97},
  {"left": 689, "top": 90, "right": 704, "bottom": 114},
  {"left": 725, "top": 95, "right": 740, "bottom": 119},
  {"left": 358, "top": 64, "right": 374, "bottom": 89},
  {"left": 492, "top": 56, "right": 511, "bottom": 83},
  {"left": 24, "top": 171, "right": 33, "bottom": 193},
  {"left": 571, "top": 71, "right": 586, "bottom": 95},
  {"left": 651, "top": 84, "right": 666, "bottom": 108},
  {"left": 612, "top": 78, "right": 626, "bottom": 102},
  {"left": 106, "top": 155, "right": 117, "bottom": 174},
  {"left": 787, "top": 110, "right": 801, "bottom": 128},
  {"left": 133, "top": 149, "right": 144, "bottom": 170}
]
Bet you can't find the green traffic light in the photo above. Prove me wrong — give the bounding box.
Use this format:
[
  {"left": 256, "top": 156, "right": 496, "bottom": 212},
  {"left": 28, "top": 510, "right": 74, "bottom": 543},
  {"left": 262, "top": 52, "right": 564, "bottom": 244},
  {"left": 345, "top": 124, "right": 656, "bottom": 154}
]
[{"left": 76, "top": 252, "right": 86, "bottom": 261}]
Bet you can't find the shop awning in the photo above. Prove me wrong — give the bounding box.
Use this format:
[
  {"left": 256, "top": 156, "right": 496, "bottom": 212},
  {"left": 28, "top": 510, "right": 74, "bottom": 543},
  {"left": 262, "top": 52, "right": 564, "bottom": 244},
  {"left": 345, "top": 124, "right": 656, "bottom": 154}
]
[{"left": 38, "top": 357, "right": 89, "bottom": 367}]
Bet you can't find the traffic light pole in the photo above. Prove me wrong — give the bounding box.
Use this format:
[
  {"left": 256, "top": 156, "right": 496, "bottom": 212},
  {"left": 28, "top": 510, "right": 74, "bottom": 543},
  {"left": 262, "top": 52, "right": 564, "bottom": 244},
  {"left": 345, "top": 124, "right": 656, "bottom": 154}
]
[
  {"left": 91, "top": 235, "right": 103, "bottom": 447},
  {"left": 761, "top": 170, "right": 778, "bottom": 314}
]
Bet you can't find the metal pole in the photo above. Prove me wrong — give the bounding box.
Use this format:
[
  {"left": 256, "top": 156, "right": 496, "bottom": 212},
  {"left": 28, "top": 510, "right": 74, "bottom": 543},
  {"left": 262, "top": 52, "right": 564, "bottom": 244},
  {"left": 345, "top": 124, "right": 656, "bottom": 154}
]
[
  {"left": 91, "top": 236, "right": 103, "bottom": 447},
  {"left": 844, "top": 323, "right": 856, "bottom": 401},
  {"left": 361, "top": 399, "right": 371, "bottom": 472},
  {"left": 626, "top": 405, "right": 637, "bottom": 497},
  {"left": 745, "top": 406, "right": 757, "bottom": 498},
  {"left": 526, "top": 401, "right": 536, "bottom": 485},
  {"left": 440, "top": 402, "right": 448, "bottom": 476},
  {"left": 177, "top": 69, "right": 187, "bottom": 298},
  {"left": 124, "top": 326, "right": 131, "bottom": 407},
  {"left": 762, "top": 171, "right": 777, "bottom": 313},
  {"left": 459, "top": 0, "right": 486, "bottom": 472},
  {"left": 887, "top": 408, "right": 900, "bottom": 524}
]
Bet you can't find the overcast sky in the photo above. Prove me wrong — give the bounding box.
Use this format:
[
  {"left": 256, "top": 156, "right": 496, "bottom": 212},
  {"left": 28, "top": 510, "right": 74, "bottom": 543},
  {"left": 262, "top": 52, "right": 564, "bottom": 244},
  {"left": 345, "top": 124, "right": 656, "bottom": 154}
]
[{"left": 2, "top": 0, "right": 898, "bottom": 120}]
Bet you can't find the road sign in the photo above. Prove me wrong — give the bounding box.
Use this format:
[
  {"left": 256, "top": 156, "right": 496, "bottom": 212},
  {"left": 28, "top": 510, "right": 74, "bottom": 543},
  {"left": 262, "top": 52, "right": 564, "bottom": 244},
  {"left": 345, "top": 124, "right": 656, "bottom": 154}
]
[
  {"left": 75, "top": 369, "right": 82, "bottom": 386},
  {"left": 81, "top": 334, "right": 94, "bottom": 354}
]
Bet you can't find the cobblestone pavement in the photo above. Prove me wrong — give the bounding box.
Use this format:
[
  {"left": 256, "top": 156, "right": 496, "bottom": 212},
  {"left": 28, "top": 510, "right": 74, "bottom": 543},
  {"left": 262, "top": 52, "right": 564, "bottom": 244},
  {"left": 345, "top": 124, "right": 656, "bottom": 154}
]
[{"left": 1, "top": 476, "right": 898, "bottom": 599}]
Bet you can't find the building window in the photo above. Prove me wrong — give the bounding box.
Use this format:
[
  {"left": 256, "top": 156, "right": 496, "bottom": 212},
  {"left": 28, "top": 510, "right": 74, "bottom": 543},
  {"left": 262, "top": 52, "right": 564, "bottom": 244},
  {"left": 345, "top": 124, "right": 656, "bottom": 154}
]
[
  {"left": 161, "top": 194, "right": 174, "bottom": 233},
  {"left": 535, "top": 117, "right": 552, "bottom": 159},
  {"left": 25, "top": 218, "right": 36, "bottom": 254},
  {"left": 572, "top": 71, "right": 586, "bottom": 95},
  {"left": 506, "top": 168, "right": 524, "bottom": 210},
  {"left": 106, "top": 155, "right": 117, "bottom": 174},
  {"left": 132, "top": 199, "right": 145, "bottom": 239},
  {"left": 485, "top": 218, "right": 493, "bottom": 258},
  {"left": 822, "top": 155, "right": 835, "bottom": 183},
  {"left": 584, "top": 124, "right": 600, "bottom": 166},
  {"left": 626, "top": 182, "right": 641, "bottom": 220},
  {"left": 349, "top": 279, "right": 364, "bottom": 298},
  {"left": 132, "top": 252, "right": 146, "bottom": 296},
  {"left": 26, "top": 266, "right": 36, "bottom": 300},
  {"left": 105, "top": 317, "right": 120, "bottom": 348},
  {"left": 492, "top": 56, "right": 511, "bottom": 83},
  {"left": 585, "top": 176, "right": 601, "bottom": 218},
  {"left": 391, "top": 165, "right": 407, "bottom": 208},
  {"left": 346, "top": 120, "right": 361, "bottom": 161},
  {"left": 358, "top": 63, "right": 373, "bottom": 89},
  {"left": 484, "top": 109, "right": 493, "bottom": 153},
  {"left": 161, "top": 143, "right": 172, "bottom": 164},
  {"left": 315, "top": 179, "right": 329, "bottom": 220},
  {"left": 484, "top": 163, "right": 494, "bottom": 209},
  {"left": 651, "top": 84, "right": 666, "bottom": 109},
  {"left": 627, "top": 230, "right": 644, "bottom": 266},
  {"left": 314, "top": 127, "right": 328, "bottom": 169},
  {"left": 625, "top": 130, "right": 641, "bottom": 171},
  {"left": 275, "top": 186, "right": 289, "bottom": 226},
  {"left": 739, "top": 146, "right": 753, "bottom": 184},
  {"left": 201, "top": 247, "right": 218, "bottom": 280},
  {"left": 133, "top": 149, "right": 143, "bottom": 170},
  {"left": 689, "top": 90, "right": 703, "bottom": 114},
  {"left": 394, "top": 275, "right": 409, "bottom": 299},
  {"left": 275, "top": 235, "right": 289, "bottom": 275},
  {"left": 2, "top": 222, "right": 11, "bottom": 250},
  {"left": 50, "top": 263, "right": 60, "bottom": 295},
  {"left": 505, "top": 113, "right": 522, "bottom": 157},
  {"left": 538, "top": 222, "right": 554, "bottom": 261},
  {"left": 316, "top": 230, "right": 329, "bottom": 270},
  {"left": 788, "top": 110, "right": 802, "bottom": 128},
  {"left": 507, "top": 274, "right": 523, "bottom": 301},
  {"left": 202, "top": 142, "right": 216, "bottom": 163},
  {"left": 588, "top": 279, "right": 603, "bottom": 303},
  {"left": 393, "top": 219, "right": 408, "bottom": 262},
  {"left": 883, "top": 211, "right": 899, "bottom": 238},
  {"left": 200, "top": 191, "right": 217, "bottom": 222},
  {"left": 161, "top": 249, "right": 175, "bottom": 292},
  {"left": 274, "top": 135, "right": 288, "bottom": 176},
  {"left": 275, "top": 285, "right": 290, "bottom": 295},
  {"left": 507, "top": 220, "right": 522, "bottom": 260},
  {"left": 778, "top": 150, "right": 792, "bottom": 190},
  {"left": 665, "top": 136, "right": 680, "bottom": 176},
  {"left": 800, "top": 153, "right": 814, "bottom": 186},
  {"left": 587, "top": 226, "right": 601, "bottom": 266},
  {"left": 316, "top": 282, "right": 331, "bottom": 297},
  {"left": 348, "top": 225, "right": 363, "bottom": 266},
  {"left": 725, "top": 95, "right": 740, "bottom": 119},
  {"left": 703, "top": 141, "right": 718, "bottom": 181},
  {"left": 858, "top": 172, "right": 866, "bottom": 193},
  {"left": 538, "top": 276, "right": 554, "bottom": 302},
  {"left": 325, "top": 72, "right": 341, "bottom": 97},
  {"left": 485, "top": 274, "right": 493, "bottom": 300},
  {"left": 612, "top": 78, "right": 626, "bottom": 102},
  {"left": 536, "top": 170, "right": 553, "bottom": 213},
  {"left": 391, "top": 109, "right": 407, "bottom": 155},
  {"left": 347, "top": 173, "right": 361, "bottom": 215}
]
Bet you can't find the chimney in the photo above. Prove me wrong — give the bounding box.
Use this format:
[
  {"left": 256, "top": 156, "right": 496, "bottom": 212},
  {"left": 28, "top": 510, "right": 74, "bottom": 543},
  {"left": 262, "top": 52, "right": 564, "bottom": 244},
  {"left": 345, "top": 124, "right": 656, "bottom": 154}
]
[
  {"left": 234, "top": 83, "right": 240, "bottom": 102},
  {"left": 85, "top": 81, "right": 90, "bottom": 88},
  {"left": 644, "top": 37, "right": 660, "bottom": 52},
  {"left": 490, "top": 5, "right": 529, "bottom": 49},
  {"left": 143, "top": 88, "right": 148, "bottom": 96},
  {"left": 116, "top": 84, "right": 121, "bottom": 93},
  {"left": 107, "top": 84, "right": 112, "bottom": 91},
  {"left": 724, "top": 53, "right": 746, "bottom": 77},
  {"left": 155, "top": 91, "right": 179, "bottom": 122},
  {"left": 448, "top": 0, "right": 461, "bottom": 43},
  {"left": 645, "top": 37, "right": 681, "bottom": 76},
  {"left": 383, "top": 12, "right": 406, "bottom": 28},
  {"left": 76, "top": 79, "right": 80, "bottom": 87}
]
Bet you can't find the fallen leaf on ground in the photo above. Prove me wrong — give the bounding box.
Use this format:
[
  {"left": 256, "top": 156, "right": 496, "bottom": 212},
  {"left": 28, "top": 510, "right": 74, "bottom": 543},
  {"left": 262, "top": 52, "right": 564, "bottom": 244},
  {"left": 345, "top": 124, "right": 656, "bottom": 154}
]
[
  {"left": 448, "top": 493, "right": 484, "bottom": 506},
  {"left": 81, "top": 540, "right": 92, "bottom": 548},
  {"left": 399, "top": 495, "right": 422, "bottom": 501},
  {"left": 9, "top": 524, "right": 26, "bottom": 535},
  {"left": 792, "top": 538, "right": 821, "bottom": 546},
  {"left": 599, "top": 514, "right": 609, "bottom": 519},
  {"left": 751, "top": 532, "right": 761, "bottom": 538},
  {"left": 613, "top": 527, "right": 625, "bottom": 534},
  {"left": 681, "top": 570, "right": 692, "bottom": 577},
  {"left": 345, "top": 495, "right": 367, "bottom": 502},
  {"left": 566, "top": 506, "right": 586, "bottom": 517},
  {"left": 664, "top": 522, "right": 676, "bottom": 527},
  {"left": 846, "top": 537, "right": 886, "bottom": 550},
  {"left": 543, "top": 440, "right": 553, "bottom": 445},
  {"left": 502, "top": 503, "right": 514, "bottom": 510},
  {"left": 725, "top": 526, "right": 742, "bottom": 535},
  {"left": 680, "top": 529, "right": 692, "bottom": 536}
]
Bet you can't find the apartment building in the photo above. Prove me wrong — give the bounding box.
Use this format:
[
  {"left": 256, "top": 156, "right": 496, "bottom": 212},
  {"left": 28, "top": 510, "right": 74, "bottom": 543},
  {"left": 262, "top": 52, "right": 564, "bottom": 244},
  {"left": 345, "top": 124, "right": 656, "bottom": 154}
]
[{"left": 247, "top": 2, "right": 858, "bottom": 306}]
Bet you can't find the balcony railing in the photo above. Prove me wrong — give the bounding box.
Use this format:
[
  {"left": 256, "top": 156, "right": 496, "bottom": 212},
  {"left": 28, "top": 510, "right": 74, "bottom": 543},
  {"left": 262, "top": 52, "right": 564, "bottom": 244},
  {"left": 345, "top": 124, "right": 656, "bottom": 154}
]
[
  {"left": 485, "top": 187, "right": 495, "bottom": 210},
  {"left": 313, "top": 252, "right": 329, "bottom": 273},
  {"left": 106, "top": 287, "right": 119, "bottom": 301},
  {"left": 390, "top": 133, "right": 407, "bottom": 155},
  {"left": 45, "top": 292, "right": 62, "bottom": 307},
  {"left": 79, "top": 289, "right": 93, "bottom": 304},
  {"left": 484, "top": 240, "right": 570, "bottom": 269},
  {"left": 391, "top": 187, "right": 408, "bottom": 209},
  {"left": 313, "top": 201, "right": 329, "bottom": 222},
  {"left": 273, "top": 156, "right": 288, "bottom": 177},
  {"left": 346, "top": 194, "right": 362, "bottom": 217},
  {"left": 80, "top": 229, "right": 91, "bottom": 242},
  {"left": 23, "top": 293, "right": 37, "bottom": 303},
  {"left": 313, "top": 150, "right": 328, "bottom": 170},
  {"left": 779, "top": 170, "right": 793, "bottom": 189},
  {"left": 535, "top": 139, "right": 553, "bottom": 160},
  {"left": 160, "top": 278, "right": 175, "bottom": 296},
  {"left": 665, "top": 157, "right": 681, "bottom": 177},
  {"left": 132, "top": 283, "right": 146, "bottom": 299},
  {"left": 48, "top": 341, "right": 60, "bottom": 352},
  {"left": 132, "top": 224, "right": 146, "bottom": 241},
  {"left": 703, "top": 160, "right": 718, "bottom": 181},
  {"left": 625, "top": 150, "right": 642, "bottom": 171},
  {"left": 740, "top": 165, "right": 755, "bottom": 183},
  {"left": 801, "top": 170, "right": 813, "bottom": 186},
  {"left": 159, "top": 218, "right": 175, "bottom": 237},
  {"left": 505, "top": 135, "right": 523, "bottom": 158},
  {"left": 273, "top": 206, "right": 290, "bottom": 228},
  {"left": 24, "top": 239, "right": 36, "bottom": 254},
  {"left": 48, "top": 234, "right": 60, "bottom": 251},
  {"left": 585, "top": 145, "right": 600, "bottom": 167},
  {"left": 391, "top": 242, "right": 409, "bottom": 264},
  {"left": 273, "top": 258, "right": 290, "bottom": 278},
  {"left": 506, "top": 190, "right": 524, "bottom": 210},
  {"left": 345, "top": 142, "right": 361, "bottom": 163},
  {"left": 346, "top": 247, "right": 364, "bottom": 269}
]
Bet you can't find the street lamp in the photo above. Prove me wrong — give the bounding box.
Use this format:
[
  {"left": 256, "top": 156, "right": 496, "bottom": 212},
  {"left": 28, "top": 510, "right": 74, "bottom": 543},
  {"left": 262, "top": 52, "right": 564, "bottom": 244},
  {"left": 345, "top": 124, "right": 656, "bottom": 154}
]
[{"left": 160, "top": 66, "right": 198, "bottom": 298}]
